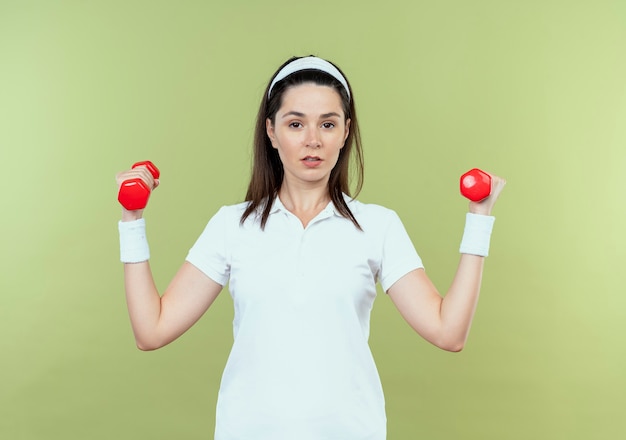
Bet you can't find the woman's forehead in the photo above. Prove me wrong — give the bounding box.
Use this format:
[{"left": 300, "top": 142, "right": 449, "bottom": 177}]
[{"left": 279, "top": 83, "right": 344, "bottom": 114}]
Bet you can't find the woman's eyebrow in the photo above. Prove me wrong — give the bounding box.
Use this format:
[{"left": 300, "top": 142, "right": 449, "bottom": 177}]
[
  {"left": 280, "top": 111, "right": 342, "bottom": 119},
  {"left": 281, "top": 111, "right": 305, "bottom": 118},
  {"left": 320, "top": 112, "right": 342, "bottom": 119}
]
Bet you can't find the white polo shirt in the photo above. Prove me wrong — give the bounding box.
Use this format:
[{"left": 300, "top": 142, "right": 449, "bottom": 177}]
[{"left": 186, "top": 196, "right": 423, "bottom": 440}]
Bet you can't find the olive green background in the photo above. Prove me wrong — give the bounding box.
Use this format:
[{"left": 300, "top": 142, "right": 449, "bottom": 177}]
[{"left": 1, "top": 1, "right": 624, "bottom": 439}]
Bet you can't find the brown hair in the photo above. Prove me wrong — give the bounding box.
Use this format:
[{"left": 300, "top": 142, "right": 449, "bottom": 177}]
[{"left": 241, "top": 56, "right": 364, "bottom": 229}]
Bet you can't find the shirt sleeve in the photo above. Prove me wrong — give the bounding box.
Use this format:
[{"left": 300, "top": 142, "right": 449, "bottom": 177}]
[
  {"left": 185, "top": 206, "right": 232, "bottom": 286},
  {"left": 379, "top": 210, "right": 424, "bottom": 292}
]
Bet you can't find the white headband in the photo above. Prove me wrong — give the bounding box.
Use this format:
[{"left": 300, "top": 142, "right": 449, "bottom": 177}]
[{"left": 267, "top": 56, "right": 351, "bottom": 100}]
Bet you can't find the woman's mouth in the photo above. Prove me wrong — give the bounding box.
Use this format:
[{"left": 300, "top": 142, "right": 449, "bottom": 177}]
[{"left": 302, "top": 156, "right": 322, "bottom": 167}]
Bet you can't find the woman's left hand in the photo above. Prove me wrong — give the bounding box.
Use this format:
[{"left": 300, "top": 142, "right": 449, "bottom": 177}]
[{"left": 468, "top": 172, "right": 506, "bottom": 216}]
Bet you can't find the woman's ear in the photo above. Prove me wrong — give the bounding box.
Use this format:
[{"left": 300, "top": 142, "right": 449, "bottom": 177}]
[
  {"left": 266, "top": 118, "right": 276, "bottom": 148},
  {"left": 343, "top": 119, "right": 351, "bottom": 145}
]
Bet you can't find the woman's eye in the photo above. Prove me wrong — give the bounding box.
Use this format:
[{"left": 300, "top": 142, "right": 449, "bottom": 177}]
[
  {"left": 289, "top": 122, "right": 302, "bottom": 128},
  {"left": 322, "top": 122, "right": 335, "bottom": 129}
]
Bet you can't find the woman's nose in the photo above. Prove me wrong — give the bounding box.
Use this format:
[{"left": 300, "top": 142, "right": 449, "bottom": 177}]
[{"left": 305, "top": 128, "right": 321, "bottom": 148}]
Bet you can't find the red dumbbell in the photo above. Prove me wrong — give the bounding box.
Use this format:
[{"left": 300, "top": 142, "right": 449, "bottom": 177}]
[
  {"left": 118, "top": 161, "right": 160, "bottom": 210},
  {"left": 460, "top": 168, "right": 491, "bottom": 202}
]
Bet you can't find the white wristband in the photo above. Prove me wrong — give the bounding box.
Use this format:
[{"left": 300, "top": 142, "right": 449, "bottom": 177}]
[
  {"left": 118, "top": 218, "right": 150, "bottom": 263},
  {"left": 459, "top": 213, "right": 495, "bottom": 257}
]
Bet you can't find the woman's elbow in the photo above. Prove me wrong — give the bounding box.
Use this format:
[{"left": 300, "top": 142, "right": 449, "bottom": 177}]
[
  {"left": 442, "top": 342, "right": 465, "bottom": 353},
  {"left": 135, "top": 336, "right": 166, "bottom": 351},
  {"left": 136, "top": 342, "right": 157, "bottom": 351},
  {"left": 435, "top": 337, "right": 466, "bottom": 353}
]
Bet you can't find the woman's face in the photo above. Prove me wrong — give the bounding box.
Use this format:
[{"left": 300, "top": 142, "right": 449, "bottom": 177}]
[{"left": 266, "top": 83, "right": 350, "bottom": 189}]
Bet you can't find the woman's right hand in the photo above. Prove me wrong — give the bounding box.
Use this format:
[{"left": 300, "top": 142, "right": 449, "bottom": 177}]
[{"left": 116, "top": 165, "right": 160, "bottom": 221}]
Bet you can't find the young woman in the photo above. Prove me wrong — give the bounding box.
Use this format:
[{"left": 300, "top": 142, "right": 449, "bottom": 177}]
[{"left": 116, "top": 56, "right": 506, "bottom": 440}]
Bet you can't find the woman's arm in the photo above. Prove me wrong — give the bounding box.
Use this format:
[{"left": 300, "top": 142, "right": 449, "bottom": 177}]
[
  {"left": 387, "top": 172, "right": 506, "bottom": 352},
  {"left": 124, "top": 261, "right": 222, "bottom": 351},
  {"left": 116, "top": 166, "right": 223, "bottom": 351}
]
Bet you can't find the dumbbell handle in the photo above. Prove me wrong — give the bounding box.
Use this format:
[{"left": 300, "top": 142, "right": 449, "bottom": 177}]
[
  {"left": 118, "top": 161, "right": 160, "bottom": 211},
  {"left": 460, "top": 168, "right": 491, "bottom": 202}
]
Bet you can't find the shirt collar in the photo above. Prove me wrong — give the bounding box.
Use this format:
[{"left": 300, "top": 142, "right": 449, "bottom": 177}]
[{"left": 269, "top": 193, "right": 359, "bottom": 217}]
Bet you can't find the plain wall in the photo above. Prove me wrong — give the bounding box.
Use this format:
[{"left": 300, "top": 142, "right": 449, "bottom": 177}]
[{"left": 1, "top": 0, "right": 625, "bottom": 438}]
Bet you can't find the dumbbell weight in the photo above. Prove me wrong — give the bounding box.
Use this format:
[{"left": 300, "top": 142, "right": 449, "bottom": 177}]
[
  {"left": 118, "top": 161, "right": 160, "bottom": 210},
  {"left": 460, "top": 168, "right": 491, "bottom": 202}
]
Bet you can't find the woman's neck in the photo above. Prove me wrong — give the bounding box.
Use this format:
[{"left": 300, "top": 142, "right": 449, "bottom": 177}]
[{"left": 278, "top": 183, "right": 331, "bottom": 227}]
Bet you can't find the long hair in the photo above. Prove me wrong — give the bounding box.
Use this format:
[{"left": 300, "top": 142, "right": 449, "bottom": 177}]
[{"left": 241, "top": 56, "right": 364, "bottom": 230}]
